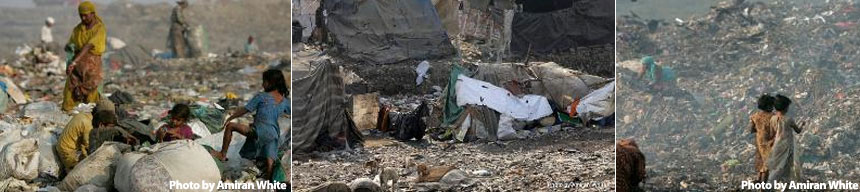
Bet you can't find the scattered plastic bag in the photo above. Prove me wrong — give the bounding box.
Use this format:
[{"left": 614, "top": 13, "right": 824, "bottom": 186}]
[
  {"left": 497, "top": 114, "right": 518, "bottom": 140},
  {"left": 416, "top": 61, "right": 430, "bottom": 85}
]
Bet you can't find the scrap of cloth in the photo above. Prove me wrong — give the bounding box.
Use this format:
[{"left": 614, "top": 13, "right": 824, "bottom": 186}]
[
  {"left": 62, "top": 54, "right": 103, "bottom": 111},
  {"left": 455, "top": 74, "right": 553, "bottom": 121}
]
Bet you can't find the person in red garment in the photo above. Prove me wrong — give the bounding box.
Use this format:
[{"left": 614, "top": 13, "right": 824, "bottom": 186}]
[{"left": 157, "top": 104, "right": 194, "bottom": 142}]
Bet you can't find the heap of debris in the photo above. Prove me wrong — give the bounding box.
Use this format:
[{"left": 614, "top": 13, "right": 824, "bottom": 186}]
[
  {"left": 0, "top": 44, "right": 290, "bottom": 190},
  {"left": 617, "top": 0, "right": 860, "bottom": 190}
]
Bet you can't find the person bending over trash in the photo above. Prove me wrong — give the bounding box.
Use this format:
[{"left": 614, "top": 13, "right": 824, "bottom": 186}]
[
  {"left": 88, "top": 110, "right": 137, "bottom": 154},
  {"left": 637, "top": 56, "right": 676, "bottom": 91},
  {"left": 157, "top": 104, "right": 195, "bottom": 142},
  {"left": 56, "top": 101, "right": 113, "bottom": 172},
  {"left": 749, "top": 94, "right": 776, "bottom": 182},
  {"left": 767, "top": 94, "right": 804, "bottom": 182},
  {"left": 211, "top": 69, "right": 290, "bottom": 180},
  {"left": 63, "top": 1, "right": 107, "bottom": 112}
]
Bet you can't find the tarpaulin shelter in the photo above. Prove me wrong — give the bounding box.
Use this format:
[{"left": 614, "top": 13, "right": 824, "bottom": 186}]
[
  {"left": 510, "top": 0, "right": 614, "bottom": 54},
  {"left": 439, "top": 62, "right": 609, "bottom": 141},
  {"left": 323, "top": 0, "right": 456, "bottom": 64},
  {"left": 292, "top": 0, "right": 321, "bottom": 41},
  {"left": 292, "top": 60, "right": 363, "bottom": 152}
]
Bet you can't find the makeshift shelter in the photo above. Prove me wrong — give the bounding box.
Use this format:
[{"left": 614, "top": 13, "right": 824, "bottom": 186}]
[
  {"left": 292, "top": 60, "right": 363, "bottom": 152},
  {"left": 440, "top": 62, "right": 609, "bottom": 141},
  {"left": 323, "top": 0, "right": 456, "bottom": 64},
  {"left": 292, "top": 0, "right": 321, "bottom": 41},
  {"left": 510, "top": 0, "right": 614, "bottom": 54}
]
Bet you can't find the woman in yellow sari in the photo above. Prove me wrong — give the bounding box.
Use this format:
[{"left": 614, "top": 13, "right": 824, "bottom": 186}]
[{"left": 63, "top": 1, "right": 106, "bottom": 112}]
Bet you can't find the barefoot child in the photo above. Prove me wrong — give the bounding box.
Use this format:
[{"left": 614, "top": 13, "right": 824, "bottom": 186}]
[{"left": 211, "top": 69, "right": 290, "bottom": 180}]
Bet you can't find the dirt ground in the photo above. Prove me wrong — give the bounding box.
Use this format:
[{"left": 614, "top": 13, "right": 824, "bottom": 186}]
[{"left": 293, "top": 126, "right": 615, "bottom": 191}]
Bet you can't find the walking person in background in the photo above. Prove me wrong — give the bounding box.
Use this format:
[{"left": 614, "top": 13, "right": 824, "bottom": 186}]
[{"left": 168, "top": 0, "right": 190, "bottom": 58}]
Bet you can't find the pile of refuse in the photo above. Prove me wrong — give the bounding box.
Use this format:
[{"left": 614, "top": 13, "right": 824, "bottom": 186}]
[
  {"left": 293, "top": 35, "right": 616, "bottom": 190},
  {"left": 617, "top": 0, "right": 860, "bottom": 190},
  {"left": 0, "top": 43, "right": 290, "bottom": 190}
]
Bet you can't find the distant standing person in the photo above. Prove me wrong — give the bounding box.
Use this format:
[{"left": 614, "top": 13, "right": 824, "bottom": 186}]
[
  {"left": 63, "top": 1, "right": 106, "bottom": 112},
  {"left": 41, "top": 17, "right": 59, "bottom": 53},
  {"left": 767, "top": 94, "right": 804, "bottom": 182},
  {"left": 245, "top": 35, "right": 259, "bottom": 54},
  {"left": 168, "top": 0, "right": 190, "bottom": 58}
]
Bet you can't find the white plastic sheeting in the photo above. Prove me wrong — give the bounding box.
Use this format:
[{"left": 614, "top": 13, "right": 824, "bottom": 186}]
[
  {"left": 576, "top": 80, "right": 615, "bottom": 120},
  {"left": 416, "top": 61, "right": 430, "bottom": 85},
  {"left": 455, "top": 74, "right": 553, "bottom": 121}
]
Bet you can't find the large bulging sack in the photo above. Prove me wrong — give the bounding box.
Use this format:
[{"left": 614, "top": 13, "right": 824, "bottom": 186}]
[
  {"left": 122, "top": 140, "right": 221, "bottom": 192},
  {"left": 0, "top": 138, "right": 40, "bottom": 181},
  {"left": 35, "top": 130, "right": 61, "bottom": 180},
  {"left": 59, "top": 142, "right": 130, "bottom": 191},
  {"left": 113, "top": 152, "right": 145, "bottom": 192}
]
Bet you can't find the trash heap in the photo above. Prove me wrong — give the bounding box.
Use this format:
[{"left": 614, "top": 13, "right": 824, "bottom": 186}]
[
  {"left": 293, "top": 37, "right": 616, "bottom": 190},
  {"left": 0, "top": 44, "right": 291, "bottom": 191},
  {"left": 617, "top": 0, "right": 860, "bottom": 190}
]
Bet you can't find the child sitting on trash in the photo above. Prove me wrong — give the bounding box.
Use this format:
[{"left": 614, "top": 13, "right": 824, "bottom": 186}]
[
  {"left": 211, "top": 69, "right": 290, "bottom": 180},
  {"left": 157, "top": 103, "right": 194, "bottom": 142},
  {"left": 56, "top": 100, "right": 113, "bottom": 172}
]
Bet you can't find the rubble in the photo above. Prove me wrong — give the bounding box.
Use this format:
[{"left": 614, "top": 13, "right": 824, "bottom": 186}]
[
  {"left": 617, "top": 0, "right": 860, "bottom": 190},
  {"left": 293, "top": 119, "right": 615, "bottom": 191},
  {"left": 0, "top": 32, "right": 289, "bottom": 192},
  {"left": 293, "top": 1, "right": 615, "bottom": 187}
]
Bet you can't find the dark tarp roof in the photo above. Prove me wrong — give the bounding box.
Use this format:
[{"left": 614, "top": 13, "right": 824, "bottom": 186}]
[
  {"left": 324, "top": 0, "right": 456, "bottom": 64},
  {"left": 510, "top": 0, "right": 614, "bottom": 54}
]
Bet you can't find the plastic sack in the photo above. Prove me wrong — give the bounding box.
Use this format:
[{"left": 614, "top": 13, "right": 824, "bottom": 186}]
[
  {"left": 59, "top": 142, "right": 130, "bottom": 191},
  {"left": 0, "top": 138, "right": 40, "bottom": 181}
]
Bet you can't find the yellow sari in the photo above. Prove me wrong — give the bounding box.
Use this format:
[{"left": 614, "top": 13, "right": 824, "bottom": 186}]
[{"left": 63, "top": 1, "right": 106, "bottom": 112}]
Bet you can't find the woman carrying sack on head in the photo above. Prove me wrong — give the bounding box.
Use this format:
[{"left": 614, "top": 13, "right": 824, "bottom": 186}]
[{"left": 63, "top": 1, "right": 106, "bottom": 112}]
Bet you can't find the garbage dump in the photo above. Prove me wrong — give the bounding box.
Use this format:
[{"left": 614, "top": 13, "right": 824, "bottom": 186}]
[
  {"left": 0, "top": 1, "right": 291, "bottom": 190},
  {"left": 617, "top": 0, "right": 860, "bottom": 190},
  {"left": 292, "top": 0, "right": 615, "bottom": 190}
]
